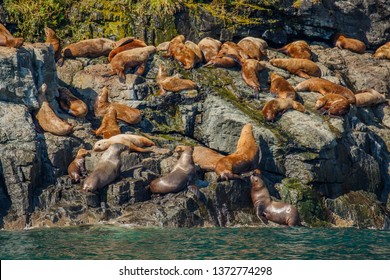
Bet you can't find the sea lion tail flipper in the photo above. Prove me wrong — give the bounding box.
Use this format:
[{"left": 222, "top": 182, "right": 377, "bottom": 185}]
[
  {"left": 255, "top": 207, "right": 269, "bottom": 225},
  {"left": 130, "top": 143, "right": 154, "bottom": 153},
  {"left": 135, "top": 63, "right": 146, "bottom": 76},
  {"left": 57, "top": 56, "right": 65, "bottom": 67},
  {"left": 296, "top": 71, "right": 311, "bottom": 79},
  {"left": 117, "top": 71, "right": 126, "bottom": 83}
]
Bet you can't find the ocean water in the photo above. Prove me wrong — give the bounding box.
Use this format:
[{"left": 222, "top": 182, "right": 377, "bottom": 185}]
[{"left": 0, "top": 225, "right": 390, "bottom": 260}]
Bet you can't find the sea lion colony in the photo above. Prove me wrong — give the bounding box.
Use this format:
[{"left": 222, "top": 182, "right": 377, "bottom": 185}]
[{"left": 1, "top": 23, "right": 389, "bottom": 226}]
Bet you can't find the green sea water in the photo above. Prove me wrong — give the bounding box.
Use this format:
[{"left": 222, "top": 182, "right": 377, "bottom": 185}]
[{"left": 1, "top": 225, "right": 390, "bottom": 260}]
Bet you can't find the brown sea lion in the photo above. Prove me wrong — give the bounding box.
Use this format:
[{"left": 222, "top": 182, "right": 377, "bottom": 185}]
[
  {"left": 237, "top": 37, "right": 268, "bottom": 60},
  {"left": 262, "top": 98, "right": 305, "bottom": 122},
  {"left": 149, "top": 145, "right": 196, "bottom": 194},
  {"left": 270, "top": 58, "right": 321, "bottom": 79},
  {"left": 83, "top": 143, "right": 128, "bottom": 192},
  {"left": 315, "top": 94, "right": 350, "bottom": 116},
  {"left": 277, "top": 40, "right": 312, "bottom": 60},
  {"left": 57, "top": 87, "right": 88, "bottom": 118},
  {"left": 35, "top": 83, "right": 74, "bottom": 136},
  {"left": 241, "top": 59, "right": 266, "bottom": 93},
  {"left": 108, "top": 37, "right": 147, "bottom": 62},
  {"left": 156, "top": 64, "right": 197, "bottom": 95},
  {"left": 109, "top": 45, "right": 156, "bottom": 82},
  {"left": 294, "top": 77, "right": 356, "bottom": 104},
  {"left": 93, "top": 134, "right": 156, "bottom": 152},
  {"left": 374, "top": 42, "right": 390, "bottom": 59},
  {"left": 67, "top": 148, "right": 90, "bottom": 183},
  {"left": 193, "top": 146, "right": 224, "bottom": 172},
  {"left": 203, "top": 56, "right": 237, "bottom": 68},
  {"left": 250, "top": 174, "right": 301, "bottom": 226},
  {"left": 61, "top": 38, "right": 116, "bottom": 58},
  {"left": 170, "top": 42, "right": 198, "bottom": 69},
  {"left": 269, "top": 73, "right": 297, "bottom": 99},
  {"left": 215, "top": 123, "right": 260, "bottom": 181},
  {"left": 93, "top": 106, "right": 121, "bottom": 139},
  {"left": 334, "top": 34, "right": 366, "bottom": 54},
  {"left": 165, "top": 35, "right": 185, "bottom": 58},
  {"left": 0, "top": 23, "right": 24, "bottom": 48},
  {"left": 156, "top": 41, "right": 170, "bottom": 52},
  {"left": 185, "top": 41, "right": 204, "bottom": 64},
  {"left": 354, "top": 89, "right": 387, "bottom": 107},
  {"left": 93, "top": 86, "right": 142, "bottom": 124},
  {"left": 198, "top": 37, "right": 222, "bottom": 62},
  {"left": 218, "top": 41, "right": 249, "bottom": 63},
  {"left": 44, "top": 27, "right": 61, "bottom": 60}
]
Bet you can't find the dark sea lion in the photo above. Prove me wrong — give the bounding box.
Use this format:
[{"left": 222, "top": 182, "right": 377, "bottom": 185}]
[
  {"left": 294, "top": 77, "right": 356, "bottom": 104},
  {"left": 93, "top": 106, "right": 121, "bottom": 139},
  {"left": 35, "top": 83, "right": 74, "bottom": 136},
  {"left": 44, "top": 27, "right": 61, "bottom": 60},
  {"left": 0, "top": 23, "right": 24, "bottom": 48},
  {"left": 315, "top": 94, "right": 350, "bottom": 116},
  {"left": 262, "top": 98, "right": 305, "bottom": 122},
  {"left": 61, "top": 38, "right": 116, "bottom": 58},
  {"left": 83, "top": 143, "right": 128, "bottom": 192},
  {"left": 108, "top": 37, "right": 147, "bottom": 62},
  {"left": 193, "top": 146, "right": 224, "bottom": 172},
  {"left": 334, "top": 34, "right": 366, "bottom": 54},
  {"left": 156, "top": 64, "right": 197, "bottom": 95},
  {"left": 270, "top": 58, "right": 321, "bottom": 79},
  {"left": 93, "top": 134, "right": 155, "bottom": 152},
  {"left": 354, "top": 89, "right": 387, "bottom": 107},
  {"left": 109, "top": 45, "right": 156, "bottom": 82},
  {"left": 198, "top": 37, "right": 222, "bottom": 62},
  {"left": 250, "top": 174, "right": 301, "bottom": 226},
  {"left": 57, "top": 87, "right": 88, "bottom": 118},
  {"left": 269, "top": 73, "right": 297, "bottom": 99},
  {"left": 276, "top": 40, "right": 312, "bottom": 60},
  {"left": 237, "top": 37, "right": 268, "bottom": 60},
  {"left": 67, "top": 148, "right": 90, "bottom": 183},
  {"left": 374, "top": 42, "right": 390, "bottom": 59},
  {"left": 149, "top": 145, "right": 196, "bottom": 194},
  {"left": 215, "top": 123, "right": 260, "bottom": 181}
]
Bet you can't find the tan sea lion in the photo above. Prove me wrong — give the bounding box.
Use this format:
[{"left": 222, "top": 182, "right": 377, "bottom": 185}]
[
  {"left": 61, "top": 38, "right": 116, "bottom": 58},
  {"left": 83, "top": 143, "right": 128, "bottom": 192},
  {"left": 237, "top": 37, "right": 268, "bottom": 60},
  {"left": 185, "top": 41, "right": 204, "bottom": 64},
  {"left": 93, "top": 133, "right": 156, "bottom": 152},
  {"left": 0, "top": 23, "right": 24, "bottom": 48},
  {"left": 250, "top": 174, "right": 301, "bottom": 226},
  {"left": 67, "top": 148, "right": 90, "bottom": 183},
  {"left": 57, "top": 87, "right": 88, "bottom": 118},
  {"left": 294, "top": 77, "right": 356, "bottom": 104},
  {"left": 156, "top": 41, "right": 170, "bottom": 52},
  {"left": 334, "top": 34, "right": 366, "bottom": 54},
  {"left": 44, "top": 27, "right": 61, "bottom": 60},
  {"left": 315, "top": 94, "right": 350, "bottom": 116},
  {"left": 276, "top": 40, "right": 312, "bottom": 60},
  {"left": 270, "top": 58, "right": 321, "bottom": 79},
  {"left": 93, "top": 106, "right": 121, "bottom": 139},
  {"left": 193, "top": 146, "right": 224, "bottom": 172},
  {"left": 165, "top": 35, "right": 185, "bottom": 58},
  {"left": 261, "top": 98, "right": 305, "bottom": 122},
  {"left": 215, "top": 123, "right": 260, "bottom": 181},
  {"left": 93, "top": 87, "right": 141, "bottom": 124},
  {"left": 156, "top": 64, "right": 197, "bottom": 95},
  {"left": 203, "top": 56, "right": 237, "bottom": 68},
  {"left": 149, "top": 145, "right": 196, "bottom": 194},
  {"left": 241, "top": 59, "right": 266, "bottom": 93},
  {"left": 170, "top": 41, "right": 198, "bottom": 69},
  {"left": 374, "top": 42, "right": 390, "bottom": 59},
  {"left": 354, "top": 89, "right": 387, "bottom": 107},
  {"left": 35, "top": 83, "right": 74, "bottom": 136},
  {"left": 109, "top": 45, "right": 156, "bottom": 82},
  {"left": 269, "top": 73, "right": 297, "bottom": 99},
  {"left": 218, "top": 41, "right": 249, "bottom": 63},
  {"left": 198, "top": 37, "right": 222, "bottom": 62},
  {"left": 108, "top": 37, "right": 147, "bottom": 62}
]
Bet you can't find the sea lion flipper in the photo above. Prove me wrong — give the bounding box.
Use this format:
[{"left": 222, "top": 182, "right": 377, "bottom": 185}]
[
  {"left": 295, "top": 70, "right": 311, "bottom": 79},
  {"left": 57, "top": 57, "right": 65, "bottom": 67},
  {"left": 135, "top": 63, "right": 146, "bottom": 76},
  {"left": 255, "top": 207, "right": 269, "bottom": 225},
  {"left": 115, "top": 37, "right": 134, "bottom": 48}
]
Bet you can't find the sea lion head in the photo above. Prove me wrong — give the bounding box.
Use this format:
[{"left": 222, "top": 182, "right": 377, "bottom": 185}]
[
  {"left": 93, "top": 139, "right": 111, "bottom": 152},
  {"left": 76, "top": 148, "right": 90, "bottom": 158},
  {"left": 44, "top": 27, "right": 55, "bottom": 37},
  {"left": 250, "top": 174, "right": 263, "bottom": 186}
]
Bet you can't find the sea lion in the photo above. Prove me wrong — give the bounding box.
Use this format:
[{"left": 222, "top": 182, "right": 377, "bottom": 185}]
[
  {"left": 109, "top": 45, "right": 156, "bottom": 82},
  {"left": 67, "top": 148, "right": 90, "bottom": 183},
  {"left": 270, "top": 58, "right": 321, "bottom": 79},
  {"left": 215, "top": 123, "right": 260, "bottom": 181},
  {"left": 237, "top": 37, "right": 268, "bottom": 60},
  {"left": 149, "top": 145, "right": 196, "bottom": 194},
  {"left": 156, "top": 64, "right": 197, "bottom": 95},
  {"left": 276, "top": 40, "right": 312, "bottom": 60},
  {"left": 93, "top": 86, "right": 141, "bottom": 125},
  {"left": 156, "top": 41, "right": 170, "bottom": 52},
  {"left": 294, "top": 77, "right": 356, "bottom": 104},
  {"left": 193, "top": 146, "right": 224, "bottom": 172},
  {"left": 218, "top": 41, "right": 249, "bottom": 63},
  {"left": 61, "top": 38, "right": 116, "bottom": 58},
  {"left": 0, "top": 23, "right": 24, "bottom": 48},
  {"left": 250, "top": 174, "right": 301, "bottom": 226},
  {"left": 93, "top": 133, "right": 156, "bottom": 152},
  {"left": 57, "top": 87, "right": 88, "bottom": 118},
  {"left": 83, "top": 143, "right": 128, "bottom": 192},
  {"left": 44, "top": 27, "right": 61, "bottom": 61},
  {"left": 108, "top": 37, "right": 147, "bottom": 62},
  {"left": 35, "top": 83, "right": 74, "bottom": 136},
  {"left": 93, "top": 106, "right": 121, "bottom": 139},
  {"left": 261, "top": 98, "right": 305, "bottom": 122},
  {"left": 374, "top": 42, "right": 390, "bottom": 59},
  {"left": 185, "top": 41, "right": 204, "bottom": 64},
  {"left": 203, "top": 56, "right": 237, "bottom": 68},
  {"left": 315, "top": 94, "right": 350, "bottom": 116},
  {"left": 269, "top": 73, "right": 297, "bottom": 99},
  {"left": 334, "top": 34, "right": 366, "bottom": 54},
  {"left": 198, "top": 37, "right": 222, "bottom": 62},
  {"left": 354, "top": 89, "right": 387, "bottom": 107},
  {"left": 165, "top": 35, "right": 185, "bottom": 58},
  {"left": 241, "top": 59, "right": 266, "bottom": 93},
  {"left": 168, "top": 39, "right": 199, "bottom": 69}
]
